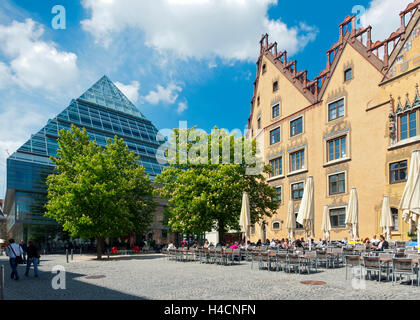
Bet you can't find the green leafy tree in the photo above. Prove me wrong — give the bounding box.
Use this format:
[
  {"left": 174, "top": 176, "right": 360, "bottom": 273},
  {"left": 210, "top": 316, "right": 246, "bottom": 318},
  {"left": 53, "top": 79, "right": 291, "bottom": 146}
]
[
  {"left": 155, "top": 127, "right": 278, "bottom": 242},
  {"left": 45, "top": 125, "right": 156, "bottom": 259}
]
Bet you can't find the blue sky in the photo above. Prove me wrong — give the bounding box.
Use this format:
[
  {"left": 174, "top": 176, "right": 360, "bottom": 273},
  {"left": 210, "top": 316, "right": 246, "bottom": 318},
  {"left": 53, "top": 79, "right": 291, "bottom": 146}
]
[{"left": 0, "top": 0, "right": 413, "bottom": 195}]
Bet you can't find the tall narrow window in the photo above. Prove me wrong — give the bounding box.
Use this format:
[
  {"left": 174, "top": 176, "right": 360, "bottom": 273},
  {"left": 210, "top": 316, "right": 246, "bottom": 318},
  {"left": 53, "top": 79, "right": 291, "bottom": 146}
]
[
  {"left": 270, "top": 127, "right": 281, "bottom": 145},
  {"left": 262, "top": 64, "right": 267, "bottom": 74},
  {"left": 328, "top": 99, "right": 345, "bottom": 121},
  {"left": 273, "top": 81, "right": 279, "bottom": 92},
  {"left": 327, "top": 136, "right": 347, "bottom": 162},
  {"left": 344, "top": 68, "right": 352, "bottom": 81},
  {"left": 257, "top": 117, "right": 261, "bottom": 130},
  {"left": 391, "top": 208, "right": 399, "bottom": 231},
  {"left": 272, "top": 104, "right": 280, "bottom": 119},
  {"left": 329, "top": 173, "right": 346, "bottom": 195},
  {"left": 290, "top": 117, "right": 303, "bottom": 136},
  {"left": 270, "top": 157, "right": 282, "bottom": 177},
  {"left": 399, "top": 111, "right": 417, "bottom": 141},
  {"left": 290, "top": 150, "right": 305, "bottom": 172}
]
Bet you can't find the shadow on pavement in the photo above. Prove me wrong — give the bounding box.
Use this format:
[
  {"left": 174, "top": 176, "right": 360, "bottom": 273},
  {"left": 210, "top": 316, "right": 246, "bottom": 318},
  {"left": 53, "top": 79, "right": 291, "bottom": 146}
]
[
  {"left": 100, "top": 254, "right": 166, "bottom": 262},
  {"left": 0, "top": 259, "right": 146, "bottom": 300}
]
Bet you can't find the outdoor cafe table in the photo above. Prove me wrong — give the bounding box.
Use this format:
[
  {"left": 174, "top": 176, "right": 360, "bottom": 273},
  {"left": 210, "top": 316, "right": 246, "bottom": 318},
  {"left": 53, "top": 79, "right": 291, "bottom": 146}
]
[{"left": 360, "top": 256, "right": 419, "bottom": 281}]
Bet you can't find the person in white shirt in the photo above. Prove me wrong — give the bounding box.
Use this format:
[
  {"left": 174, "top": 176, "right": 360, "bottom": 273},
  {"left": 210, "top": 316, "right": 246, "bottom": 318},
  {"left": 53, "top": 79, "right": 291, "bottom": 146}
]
[
  {"left": 371, "top": 235, "right": 380, "bottom": 246},
  {"left": 167, "top": 241, "right": 176, "bottom": 251},
  {"left": 5, "top": 239, "right": 23, "bottom": 280}
]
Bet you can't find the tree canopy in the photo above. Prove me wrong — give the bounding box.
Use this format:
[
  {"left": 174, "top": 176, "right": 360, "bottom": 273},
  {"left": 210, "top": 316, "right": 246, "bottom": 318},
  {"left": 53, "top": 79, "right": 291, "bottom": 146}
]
[
  {"left": 45, "top": 125, "right": 156, "bottom": 258},
  {"left": 155, "top": 127, "right": 278, "bottom": 242}
]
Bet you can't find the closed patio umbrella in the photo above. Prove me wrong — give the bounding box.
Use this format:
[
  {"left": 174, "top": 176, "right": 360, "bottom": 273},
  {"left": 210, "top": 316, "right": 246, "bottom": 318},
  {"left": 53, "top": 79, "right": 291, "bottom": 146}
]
[
  {"left": 399, "top": 149, "right": 420, "bottom": 253},
  {"left": 346, "top": 188, "right": 359, "bottom": 241},
  {"left": 321, "top": 205, "right": 331, "bottom": 241},
  {"left": 239, "top": 192, "right": 251, "bottom": 244},
  {"left": 296, "top": 176, "right": 314, "bottom": 240},
  {"left": 380, "top": 196, "right": 394, "bottom": 240},
  {"left": 286, "top": 200, "right": 295, "bottom": 241}
]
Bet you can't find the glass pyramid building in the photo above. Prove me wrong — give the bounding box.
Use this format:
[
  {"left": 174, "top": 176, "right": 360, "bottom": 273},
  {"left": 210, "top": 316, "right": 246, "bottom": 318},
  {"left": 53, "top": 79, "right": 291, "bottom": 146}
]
[{"left": 4, "top": 76, "right": 167, "bottom": 242}]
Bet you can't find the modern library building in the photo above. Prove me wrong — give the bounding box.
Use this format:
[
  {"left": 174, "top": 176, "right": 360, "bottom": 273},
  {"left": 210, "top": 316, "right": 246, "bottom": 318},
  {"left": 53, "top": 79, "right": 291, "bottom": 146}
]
[{"left": 3, "top": 76, "right": 170, "bottom": 247}]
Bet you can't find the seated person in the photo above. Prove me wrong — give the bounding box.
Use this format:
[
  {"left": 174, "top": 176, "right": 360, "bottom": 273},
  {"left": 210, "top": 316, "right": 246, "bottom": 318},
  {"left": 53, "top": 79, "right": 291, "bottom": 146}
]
[
  {"left": 371, "top": 235, "right": 380, "bottom": 246},
  {"left": 167, "top": 242, "right": 176, "bottom": 251},
  {"left": 373, "top": 235, "right": 389, "bottom": 251}
]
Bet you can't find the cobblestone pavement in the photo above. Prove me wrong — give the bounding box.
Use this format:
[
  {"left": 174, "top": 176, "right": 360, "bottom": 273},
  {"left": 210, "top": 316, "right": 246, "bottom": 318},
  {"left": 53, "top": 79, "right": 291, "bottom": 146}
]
[{"left": 0, "top": 254, "right": 419, "bottom": 300}]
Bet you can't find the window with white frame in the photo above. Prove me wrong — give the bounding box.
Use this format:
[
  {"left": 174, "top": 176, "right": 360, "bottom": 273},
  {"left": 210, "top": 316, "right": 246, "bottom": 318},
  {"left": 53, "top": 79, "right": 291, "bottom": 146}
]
[
  {"left": 290, "top": 117, "right": 303, "bottom": 137},
  {"left": 328, "top": 172, "right": 346, "bottom": 195},
  {"left": 328, "top": 98, "right": 345, "bottom": 121},
  {"left": 272, "top": 104, "right": 280, "bottom": 119},
  {"left": 327, "top": 135, "right": 347, "bottom": 162},
  {"left": 290, "top": 149, "right": 305, "bottom": 172}
]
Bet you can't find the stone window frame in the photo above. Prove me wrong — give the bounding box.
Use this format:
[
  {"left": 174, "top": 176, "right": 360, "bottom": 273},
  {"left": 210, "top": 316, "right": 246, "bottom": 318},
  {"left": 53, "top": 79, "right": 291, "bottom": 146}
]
[
  {"left": 329, "top": 206, "right": 347, "bottom": 229},
  {"left": 327, "top": 170, "right": 347, "bottom": 197}
]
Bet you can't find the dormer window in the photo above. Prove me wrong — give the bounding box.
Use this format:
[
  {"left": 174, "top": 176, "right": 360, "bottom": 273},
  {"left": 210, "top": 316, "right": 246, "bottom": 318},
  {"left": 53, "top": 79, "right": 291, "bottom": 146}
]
[{"left": 273, "top": 81, "right": 279, "bottom": 92}]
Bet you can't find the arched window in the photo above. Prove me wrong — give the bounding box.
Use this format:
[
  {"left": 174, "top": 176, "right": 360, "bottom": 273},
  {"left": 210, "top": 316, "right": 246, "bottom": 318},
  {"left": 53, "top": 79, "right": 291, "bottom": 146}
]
[{"left": 272, "top": 221, "right": 281, "bottom": 230}]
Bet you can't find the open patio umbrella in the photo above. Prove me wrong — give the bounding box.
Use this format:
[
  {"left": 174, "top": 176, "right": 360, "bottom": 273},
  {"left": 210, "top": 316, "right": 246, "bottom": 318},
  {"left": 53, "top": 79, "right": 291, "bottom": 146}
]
[
  {"left": 239, "top": 192, "right": 251, "bottom": 244},
  {"left": 321, "top": 205, "right": 331, "bottom": 241},
  {"left": 346, "top": 188, "right": 359, "bottom": 241},
  {"left": 286, "top": 200, "right": 295, "bottom": 241},
  {"left": 296, "top": 176, "right": 314, "bottom": 242},
  {"left": 380, "top": 196, "right": 394, "bottom": 240},
  {"left": 399, "top": 149, "right": 420, "bottom": 253}
]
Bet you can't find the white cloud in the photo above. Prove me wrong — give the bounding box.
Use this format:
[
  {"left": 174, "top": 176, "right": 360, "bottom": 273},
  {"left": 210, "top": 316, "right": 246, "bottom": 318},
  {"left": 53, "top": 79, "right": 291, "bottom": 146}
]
[
  {"left": 81, "top": 0, "right": 318, "bottom": 61},
  {"left": 362, "top": 0, "right": 413, "bottom": 41},
  {"left": 177, "top": 101, "right": 188, "bottom": 114},
  {"left": 0, "top": 19, "right": 79, "bottom": 92},
  {"left": 143, "top": 82, "right": 182, "bottom": 105},
  {"left": 0, "top": 104, "right": 47, "bottom": 196},
  {"left": 115, "top": 80, "right": 140, "bottom": 103}
]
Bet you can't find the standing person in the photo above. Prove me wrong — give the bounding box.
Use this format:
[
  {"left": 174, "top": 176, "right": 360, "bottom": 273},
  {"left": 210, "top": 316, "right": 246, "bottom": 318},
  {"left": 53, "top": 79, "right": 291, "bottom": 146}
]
[
  {"left": 20, "top": 240, "right": 28, "bottom": 263},
  {"left": 25, "top": 240, "right": 40, "bottom": 278},
  {"left": 5, "top": 239, "right": 23, "bottom": 281}
]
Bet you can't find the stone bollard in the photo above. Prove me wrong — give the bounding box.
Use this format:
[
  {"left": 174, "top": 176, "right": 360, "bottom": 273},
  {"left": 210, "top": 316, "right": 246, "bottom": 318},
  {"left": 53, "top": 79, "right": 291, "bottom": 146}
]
[
  {"left": 71, "top": 249, "right": 74, "bottom": 261},
  {"left": 66, "top": 249, "right": 69, "bottom": 263}
]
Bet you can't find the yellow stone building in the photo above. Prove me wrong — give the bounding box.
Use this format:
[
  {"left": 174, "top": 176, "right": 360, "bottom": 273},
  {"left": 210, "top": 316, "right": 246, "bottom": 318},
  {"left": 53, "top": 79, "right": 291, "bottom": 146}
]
[{"left": 247, "top": 1, "right": 420, "bottom": 243}]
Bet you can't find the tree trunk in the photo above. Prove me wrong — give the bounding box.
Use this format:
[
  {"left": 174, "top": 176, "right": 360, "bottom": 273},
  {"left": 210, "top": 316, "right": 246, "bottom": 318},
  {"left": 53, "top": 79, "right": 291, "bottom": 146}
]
[
  {"left": 218, "top": 220, "right": 225, "bottom": 245},
  {"left": 96, "top": 237, "right": 104, "bottom": 260}
]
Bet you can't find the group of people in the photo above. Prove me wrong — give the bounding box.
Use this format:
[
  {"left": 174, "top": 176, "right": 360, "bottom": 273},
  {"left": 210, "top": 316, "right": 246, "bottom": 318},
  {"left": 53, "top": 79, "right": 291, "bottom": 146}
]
[
  {"left": 3, "top": 239, "right": 40, "bottom": 281},
  {"left": 167, "top": 234, "right": 390, "bottom": 252}
]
